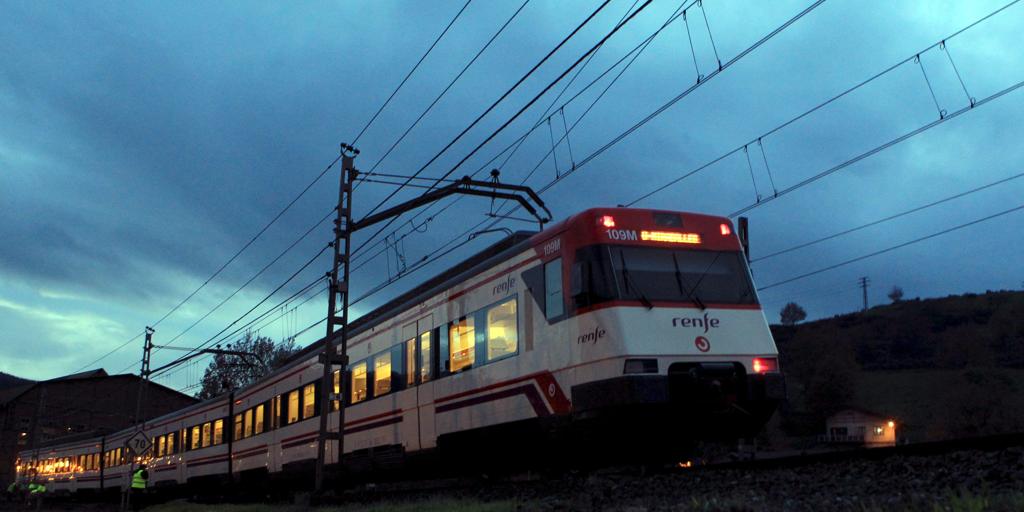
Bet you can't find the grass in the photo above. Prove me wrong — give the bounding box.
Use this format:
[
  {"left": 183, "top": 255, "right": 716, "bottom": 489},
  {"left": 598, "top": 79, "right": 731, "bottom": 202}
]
[
  {"left": 141, "top": 490, "right": 1024, "bottom": 512},
  {"left": 144, "top": 497, "right": 517, "bottom": 512}
]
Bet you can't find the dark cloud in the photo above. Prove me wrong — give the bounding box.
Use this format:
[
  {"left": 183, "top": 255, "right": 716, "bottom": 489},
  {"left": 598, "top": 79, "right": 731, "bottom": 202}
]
[{"left": 1, "top": 1, "right": 1022, "bottom": 385}]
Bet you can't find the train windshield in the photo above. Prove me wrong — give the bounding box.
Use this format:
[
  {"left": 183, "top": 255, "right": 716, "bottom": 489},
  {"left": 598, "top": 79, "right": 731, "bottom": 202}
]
[{"left": 572, "top": 245, "right": 757, "bottom": 307}]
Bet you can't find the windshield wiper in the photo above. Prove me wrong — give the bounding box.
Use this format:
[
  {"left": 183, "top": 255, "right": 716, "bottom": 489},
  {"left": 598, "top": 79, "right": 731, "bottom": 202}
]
[
  {"left": 672, "top": 252, "right": 706, "bottom": 311},
  {"left": 618, "top": 251, "right": 653, "bottom": 310}
]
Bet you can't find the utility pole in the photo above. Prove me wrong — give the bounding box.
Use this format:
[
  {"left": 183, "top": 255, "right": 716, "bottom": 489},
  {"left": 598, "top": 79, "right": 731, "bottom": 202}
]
[
  {"left": 313, "top": 145, "right": 551, "bottom": 496},
  {"left": 133, "top": 327, "right": 155, "bottom": 425},
  {"left": 125, "top": 326, "right": 153, "bottom": 512},
  {"left": 859, "top": 276, "right": 870, "bottom": 311},
  {"left": 315, "top": 144, "right": 357, "bottom": 495}
]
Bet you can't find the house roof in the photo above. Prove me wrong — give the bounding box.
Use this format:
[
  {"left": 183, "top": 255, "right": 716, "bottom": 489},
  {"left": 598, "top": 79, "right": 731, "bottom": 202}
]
[{"left": 0, "top": 369, "right": 195, "bottom": 407}]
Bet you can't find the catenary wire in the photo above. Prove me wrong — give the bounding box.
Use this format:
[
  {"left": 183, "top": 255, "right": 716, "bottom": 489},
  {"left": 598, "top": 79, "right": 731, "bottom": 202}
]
[
  {"left": 351, "top": 0, "right": 619, "bottom": 256},
  {"left": 751, "top": 171, "right": 1024, "bottom": 263},
  {"left": 728, "top": 79, "right": 1024, "bottom": 218},
  {"left": 347, "top": 0, "right": 682, "bottom": 266},
  {"left": 360, "top": 0, "right": 533, "bottom": 180},
  {"left": 625, "top": 0, "right": 1022, "bottom": 208},
  {"left": 757, "top": 203, "right": 1024, "bottom": 291},
  {"left": 350, "top": 0, "right": 474, "bottom": 147}
]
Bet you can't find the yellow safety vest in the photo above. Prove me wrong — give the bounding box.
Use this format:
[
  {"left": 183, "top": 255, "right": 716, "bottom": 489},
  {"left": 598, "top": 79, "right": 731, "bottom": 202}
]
[
  {"left": 29, "top": 483, "right": 45, "bottom": 494},
  {"left": 131, "top": 469, "right": 147, "bottom": 489}
]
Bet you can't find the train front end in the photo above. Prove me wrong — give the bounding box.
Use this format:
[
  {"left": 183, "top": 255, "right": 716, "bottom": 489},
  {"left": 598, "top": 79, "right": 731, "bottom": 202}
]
[{"left": 556, "top": 208, "right": 784, "bottom": 455}]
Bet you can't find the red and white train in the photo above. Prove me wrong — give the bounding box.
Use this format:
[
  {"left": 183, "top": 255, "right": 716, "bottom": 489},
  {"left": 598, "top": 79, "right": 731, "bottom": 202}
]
[{"left": 16, "top": 207, "right": 784, "bottom": 493}]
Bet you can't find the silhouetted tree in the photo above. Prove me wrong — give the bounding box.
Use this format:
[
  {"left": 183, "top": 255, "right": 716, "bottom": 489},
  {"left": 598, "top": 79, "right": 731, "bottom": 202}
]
[
  {"left": 196, "top": 332, "right": 298, "bottom": 399},
  {"left": 780, "top": 302, "right": 807, "bottom": 326},
  {"left": 888, "top": 286, "right": 905, "bottom": 303}
]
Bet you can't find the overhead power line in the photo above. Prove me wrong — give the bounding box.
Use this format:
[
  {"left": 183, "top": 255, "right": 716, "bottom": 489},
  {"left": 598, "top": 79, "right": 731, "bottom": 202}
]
[
  {"left": 757, "top": 202, "right": 1024, "bottom": 291},
  {"left": 153, "top": 208, "right": 337, "bottom": 356},
  {"left": 349, "top": 0, "right": 828, "bottom": 311},
  {"left": 347, "top": 0, "right": 674, "bottom": 267},
  {"left": 751, "top": 171, "right": 1024, "bottom": 263},
  {"left": 351, "top": 0, "right": 619, "bottom": 255},
  {"left": 624, "top": 0, "right": 1022, "bottom": 208},
  {"left": 361, "top": 0, "right": 533, "bottom": 179},
  {"left": 350, "top": 0, "right": 475, "bottom": 146},
  {"left": 728, "top": 78, "right": 1024, "bottom": 217}
]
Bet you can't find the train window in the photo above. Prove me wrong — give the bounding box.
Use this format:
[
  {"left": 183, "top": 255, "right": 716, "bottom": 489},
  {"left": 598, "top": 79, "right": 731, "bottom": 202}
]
[
  {"left": 244, "top": 409, "right": 254, "bottom": 438},
  {"left": 234, "top": 413, "right": 244, "bottom": 441},
  {"left": 302, "top": 383, "right": 316, "bottom": 420},
  {"left": 272, "top": 395, "right": 282, "bottom": 429},
  {"left": 420, "top": 331, "right": 432, "bottom": 383},
  {"left": 332, "top": 371, "right": 341, "bottom": 412},
  {"left": 190, "top": 426, "right": 200, "bottom": 451},
  {"left": 373, "top": 352, "right": 392, "bottom": 396},
  {"left": 157, "top": 436, "right": 165, "bottom": 457},
  {"left": 214, "top": 419, "right": 224, "bottom": 445},
  {"left": 254, "top": 404, "right": 265, "bottom": 435},
  {"left": 486, "top": 297, "right": 518, "bottom": 362},
  {"left": 544, "top": 258, "right": 564, "bottom": 319},
  {"left": 405, "top": 339, "right": 416, "bottom": 387},
  {"left": 351, "top": 362, "right": 368, "bottom": 403},
  {"left": 287, "top": 390, "right": 300, "bottom": 425},
  {"left": 116, "top": 448, "right": 123, "bottom": 465},
  {"left": 167, "top": 432, "right": 175, "bottom": 455},
  {"left": 449, "top": 316, "right": 475, "bottom": 373},
  {"left": 201, "top": 422, "right": 212, "bottom": 447}
]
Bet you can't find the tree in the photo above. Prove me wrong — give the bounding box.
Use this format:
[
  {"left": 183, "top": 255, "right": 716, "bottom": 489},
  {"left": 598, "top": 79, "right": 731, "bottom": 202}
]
[
  {"left": 888, "top": 286, "right": 904, "bottom": 303},
  {"left": 780, "top": 302, "right": 807, "bottom": 326},
  {"left": 195, "top": 332, "right": 298, "bottom": 400}
]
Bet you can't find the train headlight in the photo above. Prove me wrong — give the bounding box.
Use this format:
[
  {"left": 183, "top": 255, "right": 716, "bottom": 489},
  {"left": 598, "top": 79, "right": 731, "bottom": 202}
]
[
  {"left": 752, "top": 357, "right": 778, "bottom": 374},
  {"left": 623, "top": 358, "right": 658, "bottom": 374}
]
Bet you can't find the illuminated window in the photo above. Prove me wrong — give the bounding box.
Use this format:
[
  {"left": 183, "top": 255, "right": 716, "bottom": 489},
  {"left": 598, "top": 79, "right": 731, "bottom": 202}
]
[
  {"left": 272, "top": 395, "right": 281, "bottom": 429},
  {"left": 303, "top": 383, "right": 316, "bottom": 419},
  {"left": 873, "top": 426, "right": 884, "bottom": 436},
  {"left": 166, "top": 433, "right": 175, "bottom": 455},
  {"left": 406, "top": 339, "right": 416, "bottom": 387},
  {"left": 487, "top": 298, "right": 517, "bottom": 361},
  {"left": 190, "top": 426, "right": 200, "bottom": 450},
  {"left": 201, "top": 422, "right": 212, "bottom": 447},
  {"left": 351, "top": 362, "right": 367, "bottom": 403},
  {"left": 449, "top": 316, "right": 475, "bottom": 373},
  {"left": 157, "top": 436, "right": 165, "bottom": 457},
  {"left": 332, "top": 371, "right": 341, "bottom": 412},
  {"left": 213, "top": 419, "right": 223, "bottom": 445},
  {"left": 116, "top": 448, "right": 123, "bottom": 465},
  {"left": 244, "top": 409, "right": 253, "bottom": 438},
  {"left": 420, "top": 331, "right": 432, "bottom": 383},
  {"left": 374, "top": 352, "right": 392, "bottom": 396},
  {"left": 544, "top": 258, "right": 563, "bottom": 319},
  {"left": 234, "top": 414, "right": 244, "bottom": 441},
  {"left": 254, "top": 404, "right": 265, "bottom": 435},
  {"left": 287, "top": 390, "right": 300, "bottom": 425}
]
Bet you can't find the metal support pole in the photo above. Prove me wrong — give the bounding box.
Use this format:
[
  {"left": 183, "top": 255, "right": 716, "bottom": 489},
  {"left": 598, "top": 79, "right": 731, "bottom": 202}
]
[
  {"left": 315, "top": 145, "right": 357, "bottom": 494},
  {"left": 859, "top": 277, "right": 870, "bottom": 312}
]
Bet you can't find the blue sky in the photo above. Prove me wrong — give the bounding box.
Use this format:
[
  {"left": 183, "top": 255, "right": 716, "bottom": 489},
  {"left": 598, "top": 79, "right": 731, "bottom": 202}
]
[{"left": 2, "top": 0, "right": 1022, "bottom": 391}]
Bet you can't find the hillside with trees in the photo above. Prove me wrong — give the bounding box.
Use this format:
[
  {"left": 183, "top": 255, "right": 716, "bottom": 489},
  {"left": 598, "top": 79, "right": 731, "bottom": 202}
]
[{"left": 767, "top": 290, "right": 1024, "bottom": 445}]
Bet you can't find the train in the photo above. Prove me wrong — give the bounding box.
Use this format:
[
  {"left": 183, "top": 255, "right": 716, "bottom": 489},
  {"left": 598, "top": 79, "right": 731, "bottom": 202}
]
[{"left": 15, "top": 207, "right": 784, "bottom": 494}]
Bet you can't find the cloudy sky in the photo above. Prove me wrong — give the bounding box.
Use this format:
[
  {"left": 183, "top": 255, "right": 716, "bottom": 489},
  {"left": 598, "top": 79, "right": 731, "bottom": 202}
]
[{"left": 2, "top": 0, "right": 1022, "bottom": 391}]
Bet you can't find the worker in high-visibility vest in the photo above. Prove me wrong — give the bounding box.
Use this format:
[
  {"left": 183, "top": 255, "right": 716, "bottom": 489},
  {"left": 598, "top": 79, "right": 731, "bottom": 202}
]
[
  {"left": 130, "top": 464, "right": 148, "bottom": 512},
  {"left": 28, "top": 480, "right": 45, "bottom": 510}
]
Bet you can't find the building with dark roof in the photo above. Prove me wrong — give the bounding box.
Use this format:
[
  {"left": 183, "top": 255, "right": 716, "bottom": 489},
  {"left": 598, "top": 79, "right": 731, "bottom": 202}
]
[{"left": 0, "top": 368, "right": 197, "bottom": 485}]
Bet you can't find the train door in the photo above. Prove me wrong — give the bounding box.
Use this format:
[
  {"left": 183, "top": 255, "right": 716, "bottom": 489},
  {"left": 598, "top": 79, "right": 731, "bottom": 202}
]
[{"left": 413, "top": 315, "right": 438, "bottom": 450}]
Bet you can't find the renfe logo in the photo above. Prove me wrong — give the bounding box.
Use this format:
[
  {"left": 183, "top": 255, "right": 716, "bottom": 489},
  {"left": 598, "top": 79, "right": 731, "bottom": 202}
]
[
  {"left": 492, "top": 275, "right": 516, "bottom": 296},
  {"left": 672, "top": 313, "right": 721, "bottom": 333},
  {"left": 577, "top": 326, "right": 606, "bottom": 345}
]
